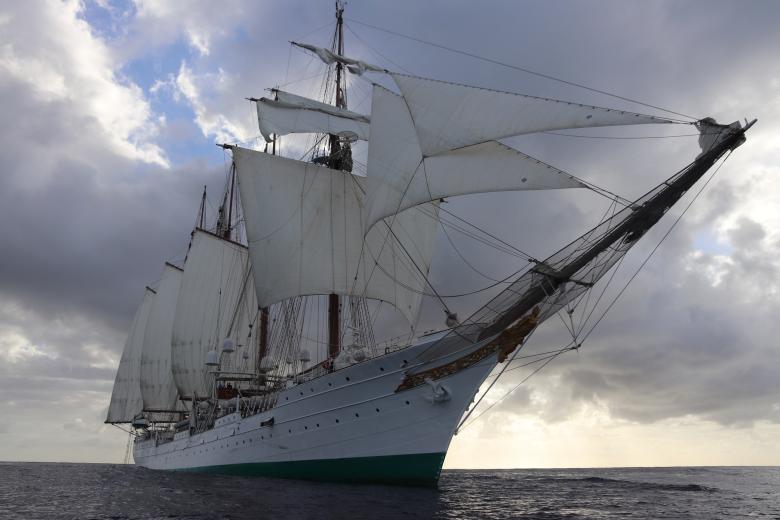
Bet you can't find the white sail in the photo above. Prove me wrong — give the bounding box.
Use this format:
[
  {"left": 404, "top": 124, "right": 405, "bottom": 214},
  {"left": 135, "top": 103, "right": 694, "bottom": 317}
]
[
  {"left": 391, "top": 73, "right": 675, "bottom": 156},
  {"left": 364, "top": 84, "right": 585, "bottom": 231},
  {"left": 140, "top": 263, "right": 183, "bottom": 413},
  {"left": 291, "top": 41, "right": 384, "bottom": 75},
  {"left": 106, "top": 288, "right": 155, "bottom": 423},
  {"left": 171, "top": 230, "right": 257, "bottom": 401},
  {"left": 256, "top": 90, "right": 370, "bottom": 143},
  {"left": 233, "top": 146, "right": 437, "bottom": 326}
]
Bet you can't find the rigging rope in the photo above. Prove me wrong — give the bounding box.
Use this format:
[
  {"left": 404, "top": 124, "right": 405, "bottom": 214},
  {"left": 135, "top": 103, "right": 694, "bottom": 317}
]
[
  {"left": 456, "top": 151, "right": 733, "bottom": 433},
  {"left": 459, "top": 350, "right": 565, "bottom": 433},
  {"left": 576, "top": 151, "right": 732, "bottom": 344},
  {"left": 439, "top": 213, "right": 517, "bottom": 283},
  {"left": 436, "top": 205, "right": 535, "bottom": 260},
  {"left": 344, "top": 17, "right": 699, "bottom": 122},
  {"left": 544, "top": 131, "right": 707, "bottom": 140}
]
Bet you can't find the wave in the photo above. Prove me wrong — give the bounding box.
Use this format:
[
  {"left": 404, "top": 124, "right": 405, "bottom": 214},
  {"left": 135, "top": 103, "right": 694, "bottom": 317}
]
[{"left": 520, "top": 475, "right": 719, "bottom": 493}]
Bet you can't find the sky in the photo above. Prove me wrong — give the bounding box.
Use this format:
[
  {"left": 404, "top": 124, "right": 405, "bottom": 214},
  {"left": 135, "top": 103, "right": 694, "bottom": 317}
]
[{"left": 0, "top": 0, "right": 779, "bottom": 468}]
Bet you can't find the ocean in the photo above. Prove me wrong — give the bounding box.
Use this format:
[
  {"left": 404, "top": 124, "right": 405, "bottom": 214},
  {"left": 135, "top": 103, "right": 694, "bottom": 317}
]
[{"left": 0, "top": 463, "right": 777, "bottom": 519}]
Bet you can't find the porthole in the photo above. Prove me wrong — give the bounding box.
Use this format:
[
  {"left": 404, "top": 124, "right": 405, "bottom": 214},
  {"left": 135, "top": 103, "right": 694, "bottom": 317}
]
[
  {"left": 335, "top": 419, "right": 340, "bottom": 423},
  {"left": 355, "top": 413, "right": 359, "bottom": 418},
  {"left": 316, "top": 423, "right": 320, "bottom": 427},
  {"left": 345, "top": 377, "right": 350, "bottom": 382},
  {"left": 379, "top": 367, "right": 384, "bottom": 371},
  {"left": 375, "top": 408, "right": 380, "bottom": 413},
  {"left": 405, "top": 400, "right": 410, "bottom": 405}
]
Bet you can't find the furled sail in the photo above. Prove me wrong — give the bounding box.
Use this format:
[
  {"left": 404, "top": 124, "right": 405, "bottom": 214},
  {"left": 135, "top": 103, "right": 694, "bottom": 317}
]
[
  {"left": 140, "top": 263, "right": 183, "bottom": 413},
  {"left": 171, "top": 230, "right": 257, "bottom": 401},
  {"left": 291, "top": 41, "right": 384, "bottom": 75},
  {"left": 233, "top": 146, "right": 438, "bottom": 326},
  {"left": 255, "top": 90, "right": 370, "bottom": 143},
  {"left": 364, "top": 84, "right": 586, "bottom": 231},
  {"left": 390, "top": 73, "right": 676, "bottom": 156},
  {"left": 105, "top": 288, "right": 155, "bottom": 423}
]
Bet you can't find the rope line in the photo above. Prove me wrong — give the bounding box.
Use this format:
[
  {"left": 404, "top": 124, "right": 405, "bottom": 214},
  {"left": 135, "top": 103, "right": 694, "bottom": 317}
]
[
  {"left": 544, "top": 131, "right": 708, "bottom": 140},
  {"left": 457, "top": 151, "right": 732, "bottom": 433},
  {"left": 577, "top": 151, "right": 732, "bottom": 345},
  {"left": 345, "top": 17, "right": 700, "bottom": 121}
]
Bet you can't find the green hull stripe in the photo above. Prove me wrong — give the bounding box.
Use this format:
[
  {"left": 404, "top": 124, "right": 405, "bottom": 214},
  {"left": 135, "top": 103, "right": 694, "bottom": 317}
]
[{"left": 172, "top": 452, "right": 446, "bottom": 486}]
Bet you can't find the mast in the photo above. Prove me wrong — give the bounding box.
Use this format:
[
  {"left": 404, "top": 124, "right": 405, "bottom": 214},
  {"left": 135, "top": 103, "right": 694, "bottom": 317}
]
[
  {"left": 197, "top": 186, "right": 207, "bottom": 229},
  {"left": 259, "top": 306, "right": 269, "bottom": 364},
  {"left": 224, "top": 164, "right": 236, "bottom": 240},
  {"left": 327, "top": 0, "right": 348, "bottom": 360},
  {"left": 328, "top": 0, "right": 348, "bottom": 170},
  {"left": 258, "top": 102, "right": 279, "bottom": 367}
]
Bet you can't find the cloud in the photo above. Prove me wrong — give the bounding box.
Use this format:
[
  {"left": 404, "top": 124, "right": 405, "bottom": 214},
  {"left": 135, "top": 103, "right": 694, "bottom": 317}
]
[
  {"left": 0, "top": 0, "right": 231, "bottom": 461},
  {"left": 129, "top": 0, "right": 248, "bottom": 57},
  {"left": 173, "top": 61, "right": 247, "bottom": 143},
  {"left": 487, "top": 198, "right": 780, "bottom": 428},
  {"left": 0, "top": 0, "right": 167, "bottom": 166}
]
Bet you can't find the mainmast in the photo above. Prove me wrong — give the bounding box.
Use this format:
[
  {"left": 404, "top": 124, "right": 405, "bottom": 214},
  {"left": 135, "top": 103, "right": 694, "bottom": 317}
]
[{"left": 327, "top": 0, "right": 349, "bottom": 361}]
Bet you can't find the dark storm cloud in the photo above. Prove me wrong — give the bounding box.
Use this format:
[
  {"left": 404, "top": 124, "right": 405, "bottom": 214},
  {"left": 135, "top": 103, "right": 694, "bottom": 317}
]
[
  {"left": 492, "top": 207, "right": 780, "bottom": 426},
  {"left": 0, "top": 75, "right": 224, "bottom": 337}
]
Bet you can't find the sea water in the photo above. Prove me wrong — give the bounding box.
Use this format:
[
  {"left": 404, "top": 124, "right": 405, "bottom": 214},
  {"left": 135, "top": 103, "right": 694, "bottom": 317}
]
[{"left": 0, "top": 462, "right": 777, "bottom": 519}]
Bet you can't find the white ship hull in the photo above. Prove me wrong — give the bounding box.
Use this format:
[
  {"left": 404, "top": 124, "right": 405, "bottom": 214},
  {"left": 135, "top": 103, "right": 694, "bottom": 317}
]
[{"left": 133, "top": 333, "right": 498, "bottom": 485}]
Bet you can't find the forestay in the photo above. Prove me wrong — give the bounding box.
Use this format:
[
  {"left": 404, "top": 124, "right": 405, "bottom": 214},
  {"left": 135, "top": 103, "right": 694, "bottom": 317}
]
[
  {"left": 256, "top": 90, "right": 370, "bottom": 143},
  {"left": 105, "top": 288, "right": 155, "bottom": 423},
  {"left": 171, "top": 230, "right": 257, "bottom": 401},
  {"left": 233, "top": 147, "right": 438, "bottom": 326},
  {"left": 364, "top": 84, "right": 586, "bottom": 232},
  {"left": 140, "top": 264, "right": 183, "bottom": 413}
]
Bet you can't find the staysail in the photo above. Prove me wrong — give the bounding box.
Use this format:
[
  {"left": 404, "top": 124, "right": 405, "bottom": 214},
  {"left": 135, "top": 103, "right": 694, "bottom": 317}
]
[
  {"left": 255, "top": 90, "right": 370, "bottom": 143},
  {"left": 140, "top": 263, "right": 183, "bottom": 414},
  {"left": 390, "top": 73, "right": 676, "bottom": 156},
  {"left": 364, "top": 84, "right": 587, "bottom": 230},
  {"left": 105, "top": 288, "right": 155, "bottom": 423},
  {"left": 171, "top": 229, "right": 257, "bottom": 401},
  {"left": 233, "top": 146, "right": 438, "bottom": 326}
]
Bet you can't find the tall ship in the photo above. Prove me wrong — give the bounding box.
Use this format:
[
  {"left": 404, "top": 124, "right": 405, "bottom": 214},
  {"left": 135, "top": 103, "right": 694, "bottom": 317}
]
[{"left": 106, "top": 4, "right": 754, "bottom": 485}]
